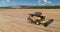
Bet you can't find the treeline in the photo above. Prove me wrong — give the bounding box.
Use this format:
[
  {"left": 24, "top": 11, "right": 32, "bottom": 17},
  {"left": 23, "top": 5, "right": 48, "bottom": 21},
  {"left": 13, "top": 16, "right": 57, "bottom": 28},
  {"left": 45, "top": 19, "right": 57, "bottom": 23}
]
[
  {"left": 27, "top": 5, "right": 60, "bottom": 9},
  {"left": 0, "top": 7, "right": 12, "bottom": 9},
  {"left": 0, "top": 5, "right": 60, "bottom": 9}
]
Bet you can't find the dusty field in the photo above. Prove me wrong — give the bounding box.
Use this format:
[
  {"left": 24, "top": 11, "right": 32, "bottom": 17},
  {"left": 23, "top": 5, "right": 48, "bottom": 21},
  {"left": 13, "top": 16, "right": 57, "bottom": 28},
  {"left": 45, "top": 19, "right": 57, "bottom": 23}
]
[{"left": 0, "top": 9, "right": 60, "bottom": 32}]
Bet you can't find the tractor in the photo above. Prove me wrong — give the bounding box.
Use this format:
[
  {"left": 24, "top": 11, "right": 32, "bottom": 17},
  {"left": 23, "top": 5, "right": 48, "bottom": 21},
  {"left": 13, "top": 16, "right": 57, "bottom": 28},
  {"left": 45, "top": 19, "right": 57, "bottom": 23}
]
[{"left": 27, "top": 12, "right": 54, "bottom": 27}]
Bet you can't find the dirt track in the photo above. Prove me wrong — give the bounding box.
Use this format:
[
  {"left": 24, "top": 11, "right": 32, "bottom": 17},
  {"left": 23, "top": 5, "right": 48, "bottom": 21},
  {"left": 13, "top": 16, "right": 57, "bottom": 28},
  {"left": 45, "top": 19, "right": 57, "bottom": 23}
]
[{"left": 0, "top": 9, "right": 60, "bottom": 32}]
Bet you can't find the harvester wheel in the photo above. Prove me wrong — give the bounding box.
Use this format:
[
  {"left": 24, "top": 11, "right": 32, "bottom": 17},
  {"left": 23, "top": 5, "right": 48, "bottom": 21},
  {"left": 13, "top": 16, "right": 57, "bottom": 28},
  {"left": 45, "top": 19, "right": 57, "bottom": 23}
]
[
  {"left": 27, "top": 17, "right": 33, "bottom": 23},
  {"left": 35, "top": 21, "right": 40, "bottom": 25}
]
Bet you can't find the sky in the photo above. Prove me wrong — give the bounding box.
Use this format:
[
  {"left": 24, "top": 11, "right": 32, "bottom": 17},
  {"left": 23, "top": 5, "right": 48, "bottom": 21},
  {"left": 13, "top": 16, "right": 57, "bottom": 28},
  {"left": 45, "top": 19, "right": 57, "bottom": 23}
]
[{"left": 0, "top": 0, "right": 60, "bottom": 6}]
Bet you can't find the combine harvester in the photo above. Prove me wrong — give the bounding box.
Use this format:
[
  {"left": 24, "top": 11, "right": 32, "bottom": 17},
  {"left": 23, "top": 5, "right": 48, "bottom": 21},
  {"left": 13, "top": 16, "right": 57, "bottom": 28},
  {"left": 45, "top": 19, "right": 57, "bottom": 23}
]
[{"left": 27, "top": 12, "right": 54, "bottom": 27}]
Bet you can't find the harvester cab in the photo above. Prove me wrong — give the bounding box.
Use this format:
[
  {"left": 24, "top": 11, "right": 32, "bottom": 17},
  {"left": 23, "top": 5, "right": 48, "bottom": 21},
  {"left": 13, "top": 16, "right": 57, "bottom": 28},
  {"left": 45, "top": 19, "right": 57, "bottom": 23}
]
[{"left": 27, "top": 12, "right": 54, "bottom": 27}]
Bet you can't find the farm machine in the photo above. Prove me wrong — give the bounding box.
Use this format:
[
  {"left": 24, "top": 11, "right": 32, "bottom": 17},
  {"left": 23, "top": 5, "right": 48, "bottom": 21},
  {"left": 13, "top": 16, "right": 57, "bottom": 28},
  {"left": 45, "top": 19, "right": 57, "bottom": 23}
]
[{"left": 27, "top": 12, "right": 54, "bottom": 27}]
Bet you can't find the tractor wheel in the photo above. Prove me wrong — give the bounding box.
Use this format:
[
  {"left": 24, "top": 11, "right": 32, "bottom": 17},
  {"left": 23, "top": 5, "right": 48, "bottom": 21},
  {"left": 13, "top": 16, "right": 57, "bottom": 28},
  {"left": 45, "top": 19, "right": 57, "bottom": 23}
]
[
  {"left": 35, "top": 21, "right": 40, "bottom": 25},
  {"left": 44, "top": 19, "right": 54, "bottom": 27}
]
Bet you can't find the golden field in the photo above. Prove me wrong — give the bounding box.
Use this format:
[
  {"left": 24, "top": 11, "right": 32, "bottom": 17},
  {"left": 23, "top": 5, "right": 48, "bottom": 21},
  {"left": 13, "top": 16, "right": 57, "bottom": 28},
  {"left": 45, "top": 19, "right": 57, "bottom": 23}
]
[{"left": 0, "top": 9, "right": 60, "bottom": 32}]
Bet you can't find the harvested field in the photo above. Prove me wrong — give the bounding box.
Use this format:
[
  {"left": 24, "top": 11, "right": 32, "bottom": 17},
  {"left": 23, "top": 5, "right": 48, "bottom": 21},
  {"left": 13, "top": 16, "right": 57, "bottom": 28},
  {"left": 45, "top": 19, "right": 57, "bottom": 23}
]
[{"left": 0, "top": 9, "right": 60, "bottom": 32}]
